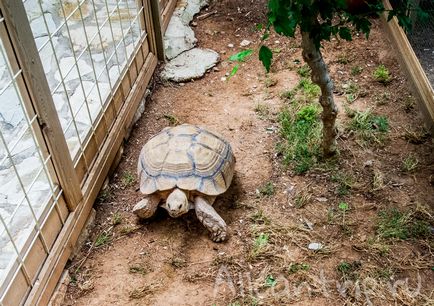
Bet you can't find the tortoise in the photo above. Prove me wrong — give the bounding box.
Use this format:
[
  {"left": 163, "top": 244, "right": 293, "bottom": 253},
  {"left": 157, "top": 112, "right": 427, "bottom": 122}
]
[{"left": 132, "top": 124, "right": 235, "bottom": 242}]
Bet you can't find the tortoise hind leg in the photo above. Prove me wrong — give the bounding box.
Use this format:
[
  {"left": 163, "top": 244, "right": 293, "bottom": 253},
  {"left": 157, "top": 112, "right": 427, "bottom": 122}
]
[
  {"left": 194, "top": 196, "right": 227, "bottom": 242},
  {"left": 133, "top": 194, "right": 160, "bottom": 219}
]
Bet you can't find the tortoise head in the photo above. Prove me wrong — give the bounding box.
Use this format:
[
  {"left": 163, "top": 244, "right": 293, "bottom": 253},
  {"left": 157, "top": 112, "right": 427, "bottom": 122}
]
[{"left": 166, "top": 188, "right": 189, "bottom": 217}]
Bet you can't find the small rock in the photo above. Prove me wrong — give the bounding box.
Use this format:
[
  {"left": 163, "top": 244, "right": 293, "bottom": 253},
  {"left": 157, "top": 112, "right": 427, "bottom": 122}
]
[
  {"left": 191, "top": 21, "right": 198, "bottom": 27},
  {"left": 308, "top": 242, "right": 323, "bottom": 251},
  {"left": 315, "top": 197, "right": 328, "bottom": 202},
  {"left": 225, "top": 72, "right": 230, "bottom": 76},
  {"left": 240, "top": 39, "right": 251, "bottom": 47},
  {"left": 213, "top": 67, "right": 220, "bottom": 72},
  {"left": 220, "top": 50, "right": 226, "bottom": 54},
  {"left": 274, "top": 40, "right": 280, "bottom": 44},
  {"left": 220, "top": 77, "right": 227, "bottom": 81},
  {"left": 364, "top": 160, "right": 373, "bottom": 167},
  {"left": 227, "top": 43, "right": 234, "bottom": 48}
]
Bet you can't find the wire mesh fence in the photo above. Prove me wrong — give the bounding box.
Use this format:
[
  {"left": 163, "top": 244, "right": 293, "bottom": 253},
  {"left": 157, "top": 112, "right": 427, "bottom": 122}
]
[
  {"left": 0, "top": 14, "right": 67, "bottom": 302},
  {"left": 406, "top": 0, "right": 434, "bottom": 87},
  {"left": 24, "top": 0, "right": 146, "bottom": 174},
  {"left": 0, "top": 0, "right": 155, "bottom": 304}
]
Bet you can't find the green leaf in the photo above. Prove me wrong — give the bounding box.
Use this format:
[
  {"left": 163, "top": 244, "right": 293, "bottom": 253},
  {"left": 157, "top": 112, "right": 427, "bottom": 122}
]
[
  {"left": 261, "top": 32, "right": 270, "bottom": 41},
  {"left": 256, "top": 23, "right": 264, "bottom": 30},
  {"left": 259, "top": 45, "right": 273, "bottom": 73},
  {"left": 229, "top": 64, "right": 239, "bottom": 78},
  {"left": 338, "top": 27, "right": 352, "bottom": 41},
  {"left": 229, "top": 49, "right": 253, "bottom": 62},
  {"left": 339, "top": 202, "right": 349, "bottom": 211},
  {"left": 265, "top": 275, "right": 277, "bottom": 287}
]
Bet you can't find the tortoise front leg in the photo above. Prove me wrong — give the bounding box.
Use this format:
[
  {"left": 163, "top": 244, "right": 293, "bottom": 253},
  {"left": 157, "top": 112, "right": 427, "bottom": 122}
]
[
  {"left": 194, "top": 196, "right": 227, "bottom": 242},
  {"left": 132, "top": 194, "right": 160, "bottom": 219}
]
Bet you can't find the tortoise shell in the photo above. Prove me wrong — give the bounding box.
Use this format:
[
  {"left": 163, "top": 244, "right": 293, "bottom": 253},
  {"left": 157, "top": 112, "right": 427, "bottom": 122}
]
[{"left": 138, "top": 124, "right": 235, "bottom": 196}]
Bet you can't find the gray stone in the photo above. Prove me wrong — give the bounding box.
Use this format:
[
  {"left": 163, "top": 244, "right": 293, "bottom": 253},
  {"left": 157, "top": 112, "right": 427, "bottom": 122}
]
[
  {"left": 175, "top": 0, "right": 209, "bottom": 25},
  {"left": 240, "top": 39, "right": 251, "bottom": 47},
  {"left": 161, "top": 48, "right": 219, "bottom": 82},
  {"left": 308, "top": 242, "right": 323, "bottom": 251},
  {"left": 30, "top": 13, "right": 56, "bottom": 38},
  {"left": 164, "top": 16, "right": 197, "bottom": 60}
]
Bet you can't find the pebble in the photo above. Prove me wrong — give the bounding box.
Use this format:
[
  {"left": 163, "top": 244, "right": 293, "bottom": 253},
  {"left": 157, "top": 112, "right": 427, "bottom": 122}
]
[
  {"left": 364, "top": 160, "right": 373, "bottom": 167},
  {"left": 308, "top": 242, "right": 323, "bottom": 251},
  {"left": 240, "top": 39, "right": 251, "bottom": 47},
  {"left": 220, "top": 77, "right": 227, "bottom": 81},
  {"left": 315, "top": 197, "right": 328, "bottom": 202},
  {"left": 227, "top": 43, "right": 234, "bottom": 48}
]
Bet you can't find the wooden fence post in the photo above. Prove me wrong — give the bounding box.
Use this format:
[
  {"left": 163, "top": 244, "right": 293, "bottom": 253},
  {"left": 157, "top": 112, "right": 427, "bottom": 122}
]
[
  {"left": 0, "top": 0, "right": 83, "bottom": 210},
  {"left": 149, "top": 0, "right": 166, "bottom": 60}
]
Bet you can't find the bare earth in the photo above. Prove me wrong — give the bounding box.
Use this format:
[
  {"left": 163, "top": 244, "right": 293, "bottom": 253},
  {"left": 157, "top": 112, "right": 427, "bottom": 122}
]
[{"left": 64, "top": 1, "right": 434, "bottom": 305}]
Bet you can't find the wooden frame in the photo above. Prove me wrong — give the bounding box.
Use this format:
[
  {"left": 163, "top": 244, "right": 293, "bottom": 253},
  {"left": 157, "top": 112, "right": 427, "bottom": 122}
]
[
  {"left": 382, "top": 0, "right": 434, "bottom": 130},
  {"left": 159, "top": 0, "right": 177, "bottom": 34},
  {"left": 0, "top": 0, "right": 165, "bottom": 304}
]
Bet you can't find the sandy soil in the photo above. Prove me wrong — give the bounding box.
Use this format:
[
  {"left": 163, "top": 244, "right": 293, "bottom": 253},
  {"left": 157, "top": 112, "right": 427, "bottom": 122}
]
[{"left": 63, "top": 1, "right": 433, "bottom": 305}]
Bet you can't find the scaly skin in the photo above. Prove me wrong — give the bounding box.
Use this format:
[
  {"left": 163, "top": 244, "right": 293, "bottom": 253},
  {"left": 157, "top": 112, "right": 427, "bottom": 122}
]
[
  {"left": 132, "top": 194, "right": 160, "bottom": 218},
  {"left": 194, "top": 196, "right": 227, "bottom": 242}
]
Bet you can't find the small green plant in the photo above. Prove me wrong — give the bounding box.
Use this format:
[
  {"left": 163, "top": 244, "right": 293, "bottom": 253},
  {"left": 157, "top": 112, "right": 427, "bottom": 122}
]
[
  {"left": 280, "top": 89, "right": 295, "bottom": 101},
  {"left": 297, "top": 78, "right": 321, "bottom": 100},
  {"left": 342, "top": 81, "right": 359, "bottom": 103},
  {"left": 121, "top": 171, "right": 135, "bottom": 187},
  {"left": 337, "top": 261, "right": 361, "bottom": 280},
  {"left": 377, "top": 208, "right": 431, "bottom": 240},
  {"left": 401, "top": 154, "right": 419, "bottom": 172},
  {"left": 347, "top": 110, "right": 389, "bottom": 145},
  {"left": 252, "top": 233, "right": 269, "bottom": 257},
  {"left": 254, "top": 103, "right": 270, "bottom": 119},
  {"left": 111, "top": 212, "right": 122, "bottom": 225},
  {"left": 258, "top": 181, "right": 275, "bottom": 197},
  {"left": 297, "top": 64, "right": 311, "bottom": 77},
  {"left": 351, "top": 66, "right": 363, "bottom": 76},
  {"left": 94, "top": 232, "right": 110, "bottom": 247},
  {"left": 373, "top": 65, "right": 391, "bottom": 83},
  {"left": 288, "top": 262, "right": 310, "bottom": 274},
  {"left": 265, "top": 275, "right": 277, "bottom": 287},
  {"left": 279, "top": 104, "right": 321, "bottom": 174},
  {"left": 375, "top": 92, "right": 391, "bottom": 106},
  {"left": 332, "top": 172, "right": 354, "bottom": 196},
  {"left": 163, "top": 114, "right": 180, "bottom": 125},
  {"left": 264, "top": 77, "right": 278, "bottom": 87}
]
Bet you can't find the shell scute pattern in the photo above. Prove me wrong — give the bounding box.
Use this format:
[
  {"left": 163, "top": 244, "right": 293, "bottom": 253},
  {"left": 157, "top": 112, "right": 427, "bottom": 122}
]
[{"left": 139, "top": 124, "right": 235, "bottom": 196}]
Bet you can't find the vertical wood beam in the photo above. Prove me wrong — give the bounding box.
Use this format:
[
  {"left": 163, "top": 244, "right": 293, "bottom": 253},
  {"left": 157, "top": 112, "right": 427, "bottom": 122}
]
[
  {"left": 149, "top": 0, "right": 165, "bottom": 60},
  {"left": 0, "top": 0, "right": 83, "bottom": 210}
]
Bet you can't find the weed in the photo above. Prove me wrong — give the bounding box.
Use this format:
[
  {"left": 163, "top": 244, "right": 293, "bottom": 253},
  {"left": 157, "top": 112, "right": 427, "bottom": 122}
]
[
  {"left": 401, "top": 154, "right": 419, "bottom": 172},
  {"left": 351, "top": 66, "right": 363, "bottom": 76},
  {"left": 94, "top": 232, "right": 110, "bottom": 247},
  {"left": 251, "top": 233, "right": 269, "bottom": 257},
  {"left": 250, "top": 210, "right": 270, "bottom": 224},
  {"left": 129, "top": 263, "right": 150, "bottom": 275},
  {"left": 372, "top": 168, "right": 385, "bottom": 191},
  {"left": 374, "top": 92, "right": 391, "bottom": 106},
  {"left": 337, "top": 53, "right": 350, "bottom": 65},
  {"left": 121, "top": 171, "right": 135, "bottom": 187},
  {"left": 297, "top": 64, "right": 311, "bottom": 77},
  {"left": 280, "top": 90, "right": 295, "bottom": 101},
  {"left": 377, "top": 208, "right": 431, "bottom": 240},
  {"left": 265, "top": 275, "right": 277, "bottom": 287},
  {"left": 402, "top": 95, "right": 415, "bottom": 112},
  {"left": 294, "top": 190, "right": 311, "bottom": 208},
  {"left": 254, "top": 103, "right": 270, "bottom": 119},
  {"left": 97, "top": 187, "right": 112, "bottom": 203},
  {"left": 119, "top": 225, "right": 139, "bottom": 235},
  {"left": 111, "top": 212, "right": 122, "bottom": 226},
  {"left": 129, "top": 281, "right": 162, "bottom": 299},
  {"left": 279, "top": 104, "right": 321, "bottom": 174},
  {"left": 373, "top": 64, "right": 391, "bottom": 83},
  {"left": 171, "top": 256, "right": 187, "bottom": 268},
  {"left": 337, "top": 261, "right": 361, "bottom": 280},
  {"left": 347, "top": 110, "right": 389, "bottom": 145},
  {"left": 163, "top": 114, "right": 180, "bottom": 125},
  {"left": 298, "top": 78, "right": 321, "bottom": 100},
  {"left": 403, "top": 128, "right": 430, "bottom": 144},
  {"left": 332, "top": 172, "right": 354, "bottom": 196},
  {"left": 258, "top": 182, "right": 275, "bottom": 197},
  {"left": 342, "top": 81, "right": 359, "bottom": 103},
  {"left": 288, "top": 262, "right": 310, "bottom": 274},
  {"left": 264, "top": 77, "right": 278, "bottom": 87}
]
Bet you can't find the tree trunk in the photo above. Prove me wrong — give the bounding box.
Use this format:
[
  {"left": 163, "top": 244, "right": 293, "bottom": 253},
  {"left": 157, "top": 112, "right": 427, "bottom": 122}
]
[{"left": 301, "top": 29, "right": 338, "bottom": 157}]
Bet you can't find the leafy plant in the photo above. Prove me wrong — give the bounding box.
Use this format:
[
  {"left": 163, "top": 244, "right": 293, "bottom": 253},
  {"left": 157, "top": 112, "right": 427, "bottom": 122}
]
[
  {"left": 111, "top": 212, "right": 122, "bottom": 226},
  {"left": 121, "top": 171, "right": 135, "bottom": 187},
  {"left": 351, "top": 66, "right": 363, "bottom": 76},
  {"left": 373, "top": 64, "right": 391, "bottom": 83},
  {"left": 377, "top": 208, "right": 431, "bottom": 240},
  {"left": 252, "top": 232, "right": 269, "bottom": 256},
  {"left": 258, "top": 181, "right": 275, "bottom": 196},
  {"left": 95, "top": 232, "right": 110, "bottom": 247},
  {"left": 258, "top": 0, "right": 422, "bottom": 157},
  {"left": 265, "top": 275, "right": 277, "bottom": 287},
  {"left": 347, "top": 110, "right": 389, "bottom": 145},
  {"left": 288, "top": 262, "right": 310, "bottom": 274},
  {"left": 401, "top": 154, "right": 419, "bottom": 172}
]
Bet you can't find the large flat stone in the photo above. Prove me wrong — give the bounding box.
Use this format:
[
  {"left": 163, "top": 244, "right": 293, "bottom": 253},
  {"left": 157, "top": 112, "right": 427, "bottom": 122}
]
[
  {"left": 164, "top": 16, "right": 197, "bottom": 60},
  {"left": 175, "top": 0, "right": 209, "bottom": 25},
  {"left": 161, "top": 48, "right": 219, "bottom": 82}
]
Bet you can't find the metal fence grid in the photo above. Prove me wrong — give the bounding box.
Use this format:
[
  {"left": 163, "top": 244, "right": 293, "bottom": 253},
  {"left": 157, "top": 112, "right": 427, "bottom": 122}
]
[
  {"left": 406, "top": 0, "right": 434, "bottom": 87},
  {"left": 0, "top": 13, "right": 68, "bottom": 304},
  {"left": 25, "top": 0, "right": 146, "bottom": 180}
]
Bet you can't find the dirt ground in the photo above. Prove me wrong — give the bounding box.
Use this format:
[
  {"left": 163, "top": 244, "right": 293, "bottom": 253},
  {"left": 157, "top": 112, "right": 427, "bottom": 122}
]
[{"left": 63, "top": 1, "right": 434, "bottom": 305}]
